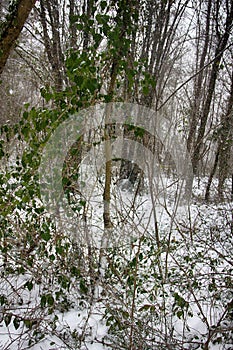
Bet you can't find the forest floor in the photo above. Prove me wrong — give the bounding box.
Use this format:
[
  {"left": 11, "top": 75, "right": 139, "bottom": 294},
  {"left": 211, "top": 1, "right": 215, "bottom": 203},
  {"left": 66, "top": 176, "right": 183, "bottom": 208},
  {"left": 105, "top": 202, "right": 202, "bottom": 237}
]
[{"left": 0, "top": 176, "right": 232, "bottom": 350}]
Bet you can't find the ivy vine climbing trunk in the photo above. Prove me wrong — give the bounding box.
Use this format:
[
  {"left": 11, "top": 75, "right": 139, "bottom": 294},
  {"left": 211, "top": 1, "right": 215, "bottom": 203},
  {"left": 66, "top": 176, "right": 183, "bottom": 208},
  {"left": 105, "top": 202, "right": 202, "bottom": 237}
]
[
  {"left": 0, "top": 0, "right": 36, "bottom": 75},
  {"left": 103, "top": 0, "right": 138, "bottom": 231}
]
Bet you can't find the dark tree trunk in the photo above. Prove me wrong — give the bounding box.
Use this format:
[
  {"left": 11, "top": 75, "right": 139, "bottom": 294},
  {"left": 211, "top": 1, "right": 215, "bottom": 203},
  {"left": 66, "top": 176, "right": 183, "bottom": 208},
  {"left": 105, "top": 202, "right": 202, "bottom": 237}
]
[
  {"left": 39, "top": 0, "right": 65, "bottom": 91},
  {"left": 217, "top": 68, "right": 233, "bottom": 200},
  {"left": 187, "top": 0, "right": 212, "bottom": 155},
  {"left": 192, "top": 1, "right": 233, "bottom": 174},
  {"left": 0, "top": 0, "right": 36, "bottom": 75},
  {"left": 205, "top": 146, "right": 220, "bottom": 201}
]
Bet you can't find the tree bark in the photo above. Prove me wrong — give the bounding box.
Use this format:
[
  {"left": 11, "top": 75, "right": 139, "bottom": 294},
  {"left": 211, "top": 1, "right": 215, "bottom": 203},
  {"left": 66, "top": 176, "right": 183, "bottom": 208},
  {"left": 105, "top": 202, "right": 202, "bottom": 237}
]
[
  {"left": 0, "top": 0, "right": 36, "bottom": 75},
  {"left": 39, "top": 0, "right": 65, "bottom": 91},
  {"left": 205, "top": 145, "right": 220, "bottom": 201},
  {"left": 217, "top": 68, "right": 233, "bottom": 201},
  {"left": 192, "top": 1, "right": 233, "bottom": 174},
  {"left": 187, "top": 0, "right": 212, "bottom": 154}
]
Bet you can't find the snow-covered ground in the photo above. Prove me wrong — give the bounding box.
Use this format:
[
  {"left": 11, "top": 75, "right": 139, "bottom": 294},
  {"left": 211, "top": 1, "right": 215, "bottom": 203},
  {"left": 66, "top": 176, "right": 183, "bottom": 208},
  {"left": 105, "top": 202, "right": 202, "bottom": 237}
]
[{"left": 0, "top": 174, "right": 232, "bottom": 349}]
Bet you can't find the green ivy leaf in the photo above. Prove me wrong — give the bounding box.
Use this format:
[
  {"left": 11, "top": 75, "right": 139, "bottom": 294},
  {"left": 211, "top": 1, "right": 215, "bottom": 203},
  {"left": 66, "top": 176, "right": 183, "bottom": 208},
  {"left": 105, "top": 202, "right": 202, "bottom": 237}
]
[
  {"left": 40, "top": 230, "right": 51, "bottom": 242},
  {"left": 134, "top": 127, "right": 145, "bottom": 138},
  {"left": 24, "top": 319, "right": 33, "bottom": 329},
  {"left": 0, "top": 295, "right": 7, "bottom": 306},
  {"left": 4, "top": 313, "right": 12, "bottom": 327},
  {"left": 49, "top": 254, "right": 55, "bottom": 261},
  {"left": 25, "top": 280, "right": 33, "bottom": 291},
  {"left": 80, "top": 278, "right": 88, "bottom": 294},
  {"left": 13, "top": 317, "right": 21, "bottom": 330},
  {"left": 41, "top": 294, "right": 47, "bottom": 307},
  {"left": 47, "top": 294, "right": 54, "bottom": 306},
  {"left": 100, "top": 1, "right": 107, "bottom": 11}
]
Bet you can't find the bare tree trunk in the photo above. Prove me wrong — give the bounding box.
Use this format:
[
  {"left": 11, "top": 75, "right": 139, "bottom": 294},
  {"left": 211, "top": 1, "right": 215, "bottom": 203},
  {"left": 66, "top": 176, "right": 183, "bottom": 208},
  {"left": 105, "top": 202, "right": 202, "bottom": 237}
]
[
  {"left": 187, "top": 0, "right": 212, "bottom": 154},
  {"left": 205, "top": 145, "right": 220, "bottom": 201},
  {"left": 82, "top": 0, "right": 94, "bottom": 50},
  {"left": 204, "top": 65, "right": 233, "bottom": 202},
  {"left": 192, "top": 1, "right": 233, "bottom": 174},
  {"left": 69, "top": 0, "right": 77, "bottom": 49},
  {"left": 0, "top": 0, "right": 36, "bottom": 75},
  {"left": 39, "top": 0, "right": 65, "bottom": 91},
  {"left": 218, "top": 68, "right": 233, "bottom": 200}
]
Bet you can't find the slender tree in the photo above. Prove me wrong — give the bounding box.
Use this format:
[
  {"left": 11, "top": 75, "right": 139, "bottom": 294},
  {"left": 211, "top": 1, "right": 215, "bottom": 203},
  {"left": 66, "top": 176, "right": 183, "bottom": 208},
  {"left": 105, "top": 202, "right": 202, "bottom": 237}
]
[
  {"left": 217, "top": 68, "right": 233, "bottom": 200},
  {"left": 103, "top": 0, "right": 139, "bottom": 229},
  {"left": 39, "top": 0, "right": 66, "bottom": 91},
  {"left": 187, "top": 0, "right": 213, "bottom": 156},
  {"left": 191, "top": 0, "right": 233, "bottom": 174}
]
